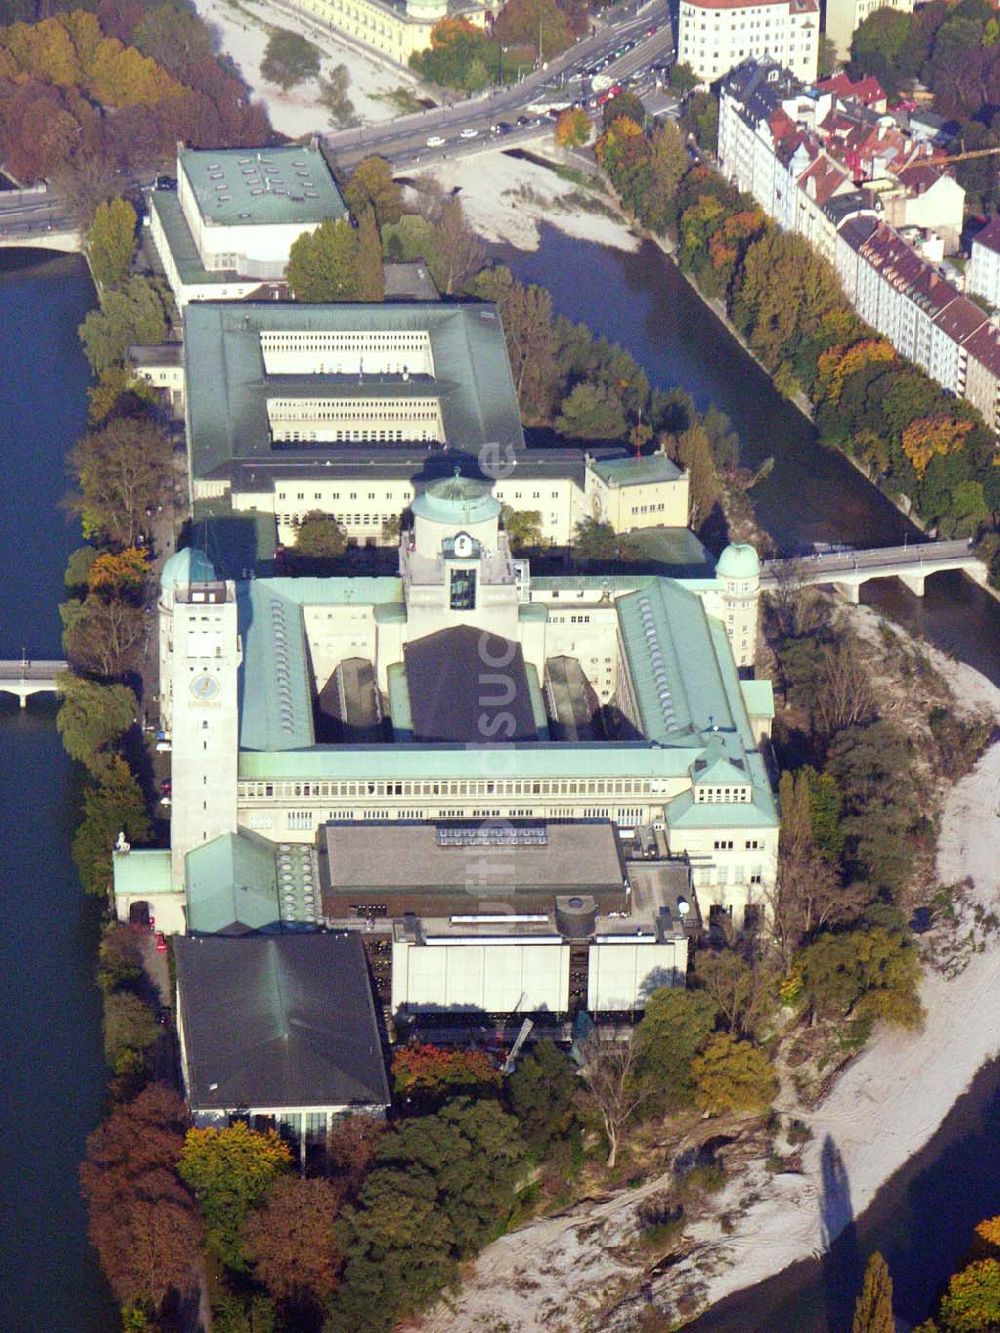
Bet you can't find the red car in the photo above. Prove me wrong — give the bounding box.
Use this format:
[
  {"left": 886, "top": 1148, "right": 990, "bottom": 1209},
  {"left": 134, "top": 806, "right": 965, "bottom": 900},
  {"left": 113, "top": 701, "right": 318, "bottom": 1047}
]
[{"left": 154, "top": 931, "right": 167, "bottom": 953}]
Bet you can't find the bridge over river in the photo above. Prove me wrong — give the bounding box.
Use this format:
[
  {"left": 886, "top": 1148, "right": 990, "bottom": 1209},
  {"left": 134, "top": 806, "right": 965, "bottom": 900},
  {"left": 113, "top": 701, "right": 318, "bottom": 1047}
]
[
  {"left": 0, "top": 187, "right": 81, "bottom": 253},
  {"left": 0, "top": 658, "right": 67, "bottom": 706},
  {"left": 761, "top": 538, "right": 988, "bottom": 602}
]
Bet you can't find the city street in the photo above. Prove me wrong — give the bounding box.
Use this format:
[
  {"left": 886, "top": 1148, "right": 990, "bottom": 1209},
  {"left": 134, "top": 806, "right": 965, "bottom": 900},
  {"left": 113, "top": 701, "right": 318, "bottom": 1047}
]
[{"left": 325, "top": 1, "right": 675, "bottom": 167}]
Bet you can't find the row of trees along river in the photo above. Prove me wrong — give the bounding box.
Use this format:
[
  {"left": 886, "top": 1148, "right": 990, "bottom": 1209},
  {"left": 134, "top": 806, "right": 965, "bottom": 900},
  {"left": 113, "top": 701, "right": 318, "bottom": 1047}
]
[{"left": 2, "top": 223, "right": 1000, "bottom": 1330}]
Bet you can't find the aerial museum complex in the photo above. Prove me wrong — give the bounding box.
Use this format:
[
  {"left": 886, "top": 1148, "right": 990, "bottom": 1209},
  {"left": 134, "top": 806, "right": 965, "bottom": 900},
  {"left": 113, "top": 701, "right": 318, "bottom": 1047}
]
[{"left": 115, "top": 147, "right": 777, "bottom": 1137}]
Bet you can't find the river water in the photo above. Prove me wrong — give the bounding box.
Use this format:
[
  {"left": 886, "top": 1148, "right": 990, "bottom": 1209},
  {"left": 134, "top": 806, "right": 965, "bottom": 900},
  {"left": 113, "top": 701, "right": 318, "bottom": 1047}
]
[
  {"left": 1, "top": 228, "right": 997, "bottom": 1332},
  {"left": 0, "top": 251, "right": 117, "bottom": 1331}
]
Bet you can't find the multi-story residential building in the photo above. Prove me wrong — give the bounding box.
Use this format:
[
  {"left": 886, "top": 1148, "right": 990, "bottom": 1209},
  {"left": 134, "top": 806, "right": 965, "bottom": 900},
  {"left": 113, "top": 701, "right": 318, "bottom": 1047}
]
[
  {"left": 968, "top": 218, "right": 1000, "bottom": 311},
  {"left": 149, "top": 145, "right": 349, "bottom": 312},
  {"left": 718, "top": 61, "right": 1000, "bottom": 429},
  {"left": 824, "top": 0, "right": 914, "bottom": 62},
  {"left": 677, "top": 0, "right": 819, "bottom": 86}
]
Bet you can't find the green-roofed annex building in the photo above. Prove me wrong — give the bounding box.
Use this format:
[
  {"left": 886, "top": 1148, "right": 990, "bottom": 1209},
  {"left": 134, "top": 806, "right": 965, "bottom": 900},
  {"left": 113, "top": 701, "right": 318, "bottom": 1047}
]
[
  {"left": 165, "top": 298, "right": 692, "bottom": 554},
  {"left": 149, "top": 144, "right": 349, "bottom": 311},
  {"left": 150, "top": 470, "right": 778, "bottom": 965}
]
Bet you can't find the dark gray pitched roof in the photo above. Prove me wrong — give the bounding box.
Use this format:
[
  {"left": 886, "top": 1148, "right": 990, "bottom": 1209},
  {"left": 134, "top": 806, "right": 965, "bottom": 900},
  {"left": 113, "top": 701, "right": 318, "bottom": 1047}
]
[
  {"left": 176, "top": 934, "right": 390, "bottom": 1111},
  {"left": 404, "top": 625, "right": 537, "bottom": 743}
]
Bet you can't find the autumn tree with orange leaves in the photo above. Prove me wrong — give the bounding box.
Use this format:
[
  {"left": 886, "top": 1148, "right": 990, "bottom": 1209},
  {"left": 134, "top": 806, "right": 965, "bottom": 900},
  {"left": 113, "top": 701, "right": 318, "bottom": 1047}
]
[{"left": 901, "top": 414, "right": 974, "bottom": 479}]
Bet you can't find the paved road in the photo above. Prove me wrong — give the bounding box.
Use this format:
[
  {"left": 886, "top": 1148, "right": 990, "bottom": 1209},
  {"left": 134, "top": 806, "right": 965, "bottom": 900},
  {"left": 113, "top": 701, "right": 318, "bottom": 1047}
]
[
  {"left": 0, "top": 187, "right": 79, "bottom": 239},
  {"left": 326, "top": 0, "right": 675, "bottom": 168},
  {"left": 0, "top": 658, "right": 68, "bottom": 680}
]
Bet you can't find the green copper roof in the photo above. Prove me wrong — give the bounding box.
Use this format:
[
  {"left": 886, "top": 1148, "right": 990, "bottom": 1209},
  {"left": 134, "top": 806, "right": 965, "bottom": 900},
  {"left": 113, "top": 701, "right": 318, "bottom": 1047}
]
[
  {"left": 411, "top": 472, "right": 500, "bottom": 524},
  {"left": 161, "top": 546, "right": 217, "bottom": 592},
  {"left": 592, "top": 455, "right": 683, "bottom": 486},
  {"left": 238, "top": 742, "right": 705, "bottom": 782},
  {"left": 185, "top": 830, "right": 281, "bottom": 935},
  {"left": 150, "top": 191, "right": 235, "bottom": 287},
  {"left": 239, "top": 577, "right": 403, "bottom": 752},
  {"left": 740, "top": 679, "right": 775, "bottom": 719},
  {"left": 184, "top": 302, "right": 524, "bottom": 482},
  {"left": 615, "top": 582, "right": 777, "bottom": 824},
  {"left": 179, "top": 145, "right": 347, "bottom": 229},
  {"left": 665, "top": 789, "right": 777, "bottom": 829},
  {"left": 716, "top": 543, "right": 761, "bottom": 580},
  {"left": 386, "top": 662, "right": 413, "bottom": 740},
  {"left": 113, "top": 848, "right": 176, "bottom": 898}
]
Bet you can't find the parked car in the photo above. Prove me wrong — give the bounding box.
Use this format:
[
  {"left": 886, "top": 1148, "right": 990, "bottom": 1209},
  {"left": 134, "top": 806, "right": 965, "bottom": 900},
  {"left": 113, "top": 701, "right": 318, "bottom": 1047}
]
[
  {"left": 493, "top": 121, "right": 513, "bottom": 135},
  {"left": 516, "top": 115, "right": 532, "bottom": 127},
  {"left": 426, "top": 134, "right": 446, "bottom": 147},
  {"left": 459, "top": 126, "right": 479, "bottom": 139},
  {"left": 154, "top": 931, "right": 167, "bottom": 953}
]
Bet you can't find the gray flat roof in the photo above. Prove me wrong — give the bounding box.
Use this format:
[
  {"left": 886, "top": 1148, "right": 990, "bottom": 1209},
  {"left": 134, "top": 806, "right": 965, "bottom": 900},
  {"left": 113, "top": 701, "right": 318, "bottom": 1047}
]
[
  {"left": 184, "top": 301, "right": 525, "bottom": 482},
  {"left": 322, "top": 820, "right": 626, "bottom": 894},
  {"left": 179, "top": 145, "right": 347, "bottom": 228}
]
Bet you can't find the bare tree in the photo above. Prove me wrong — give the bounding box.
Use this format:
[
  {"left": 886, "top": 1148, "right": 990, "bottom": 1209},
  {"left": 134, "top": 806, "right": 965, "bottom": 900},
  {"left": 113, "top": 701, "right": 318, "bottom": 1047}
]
[
  {"left": 433, "top": 196, "right": 485, "bottom": 296},
  {"left": 579, "top": 1033, "right": 645, "bottom": 1168},
  {"left": 695, "top": 950, "right": 776, "bottom": 1039},
  {"left": 765, "top": 840, "right": 863, "bottom": 970},
  {"left": 813, "top": 638, "right": 878, "bottom": 736},
  {"left": 765, "top": 557, "right": 807, "bottom": 639}
]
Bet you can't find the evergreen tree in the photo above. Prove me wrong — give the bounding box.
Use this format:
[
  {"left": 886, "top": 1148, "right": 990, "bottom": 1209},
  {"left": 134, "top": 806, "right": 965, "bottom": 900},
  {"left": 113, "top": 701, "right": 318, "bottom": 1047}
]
[
  {"left": 853, "top": 1251, "right": 895, "bottom": 1333},
  {"left": 86, "top": 197, "right": 137, "bottom": 290},
  {"left": 287, "top": 220, "right": 359, "bottom": 301}
]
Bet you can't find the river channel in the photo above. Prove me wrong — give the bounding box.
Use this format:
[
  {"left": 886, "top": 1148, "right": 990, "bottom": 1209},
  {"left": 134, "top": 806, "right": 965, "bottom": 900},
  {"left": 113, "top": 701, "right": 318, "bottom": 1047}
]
[
  {"left": 1, "top": 228, "right": 998, "bottom": 1331},
  {"left": 0, "top": 250, "right": 117, "bottom": 1331}
]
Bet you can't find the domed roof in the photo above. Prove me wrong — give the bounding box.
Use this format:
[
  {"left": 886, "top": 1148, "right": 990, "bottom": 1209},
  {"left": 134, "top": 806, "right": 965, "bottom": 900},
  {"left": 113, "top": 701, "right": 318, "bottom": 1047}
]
[
  {"left": 716, "top": 543, "right": 760, "bottom": 580},
  {"left": 411, "top": 471, "right": 500, "bottom": 526},
  {"left": 160, "top": 546, "right": 216, "bottom": 593}
]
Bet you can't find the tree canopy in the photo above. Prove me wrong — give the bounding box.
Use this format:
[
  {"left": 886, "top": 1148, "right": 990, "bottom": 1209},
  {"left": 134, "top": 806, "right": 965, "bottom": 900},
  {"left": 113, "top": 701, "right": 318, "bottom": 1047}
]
[
  {"left": 691, "top": 1032, "right": 778, "bottom": 1116},
  {"left": 78, "top": 276, "right": 168, "bottom": 374},
  {"left": 293, "top": 511, "right": 347, "bottom": 559},
  {"left": 853, "top": 1251, "right": 896, "bottom": 1333},
  {"left": 56, "top": 673, "right": 136, "bottom": 769},
  {"left": 260, "top": 28, "right": 320, "bottom": 90},
  {"left": 178, "top": 1123, "right": 293, "bottom": 1270},
  {"left": 345, "top": 156, "right": 402, "bottom": 231},
  {"left": 287, "top": 220, "right": 360, "bottom": 301},
  {"left": 86, "top": 196, "right": 137, "bottom": 290},
  {"left": 67, "top": 415, "right": 172, "bottom": 547},
  {"left": 80, "top": 1084, "right": 203, "bottom": 1313}
]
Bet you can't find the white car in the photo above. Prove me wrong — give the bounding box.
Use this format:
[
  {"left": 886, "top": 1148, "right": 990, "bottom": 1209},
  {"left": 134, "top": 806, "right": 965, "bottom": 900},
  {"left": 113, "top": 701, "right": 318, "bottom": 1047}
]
[
  {"left": 426, "top": 135, "right": 446, "bottom": 147},
  {"left": 459, "top": 127, "right": 479, "bottom": 139}
]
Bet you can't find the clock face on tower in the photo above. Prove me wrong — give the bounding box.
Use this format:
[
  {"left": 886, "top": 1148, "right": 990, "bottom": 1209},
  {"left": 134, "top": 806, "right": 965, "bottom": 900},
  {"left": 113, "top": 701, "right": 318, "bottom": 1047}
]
[{"left": 190, "top": 671, "right": 220, "bottom": 702}]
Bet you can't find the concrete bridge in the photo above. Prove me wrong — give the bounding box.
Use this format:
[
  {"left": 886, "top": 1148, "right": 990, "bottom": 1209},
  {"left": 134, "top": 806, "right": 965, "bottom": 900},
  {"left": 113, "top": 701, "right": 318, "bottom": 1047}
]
[
  {"left": 0, "top": 186, "right": 82, "bottom": 253},
  {"left": 761, "top": 539, "right": 989, "bottom": 603},
  {"left": 0, "top": 659, "right": 68, "bottom": 707}
]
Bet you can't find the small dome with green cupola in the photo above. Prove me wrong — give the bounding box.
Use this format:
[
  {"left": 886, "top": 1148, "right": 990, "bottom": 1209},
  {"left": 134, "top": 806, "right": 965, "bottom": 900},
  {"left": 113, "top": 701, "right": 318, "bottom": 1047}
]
[
  {"left": 716, "top": 543, "right": 760, "bottom": 581},
  {"left": 160, "top": 546, "right": 216, "bottom": 593},
  {"left": 411, "top": 471, "right": 500, "bottom": 526}
]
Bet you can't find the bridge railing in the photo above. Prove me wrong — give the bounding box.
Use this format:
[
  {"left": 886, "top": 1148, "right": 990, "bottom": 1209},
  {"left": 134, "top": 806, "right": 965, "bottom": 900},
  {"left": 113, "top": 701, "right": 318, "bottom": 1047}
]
[{"left": 762, "top": 539, "right": 978, "bottom": 577}]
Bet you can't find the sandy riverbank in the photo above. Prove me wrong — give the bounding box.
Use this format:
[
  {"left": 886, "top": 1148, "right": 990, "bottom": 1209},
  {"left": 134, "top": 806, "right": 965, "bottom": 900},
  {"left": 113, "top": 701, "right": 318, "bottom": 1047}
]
[
  {"left": 190, "top": 0, "right": 423, "bottom": 136},
  {"left": 408, "top": 144, "right": 640, "bottom": 253},
  {"left": 419, "top": 608, "right": 1000, "bottom": 1331}
]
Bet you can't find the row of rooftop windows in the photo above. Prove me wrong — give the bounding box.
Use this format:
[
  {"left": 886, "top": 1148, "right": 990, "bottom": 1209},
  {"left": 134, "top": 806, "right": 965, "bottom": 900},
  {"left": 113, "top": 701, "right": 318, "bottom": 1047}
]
[
  {"left": 261, "top": 332, "right": 429, "bottom": 349},
  {"left": 269, "top": 401, "right": 440, "bottom": 420},
  {"left": 240, "top": 777, "right": 660, "bottom": 800},
  {"left": 274, "top": 429, "right": 430, "bottom": 442}
]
